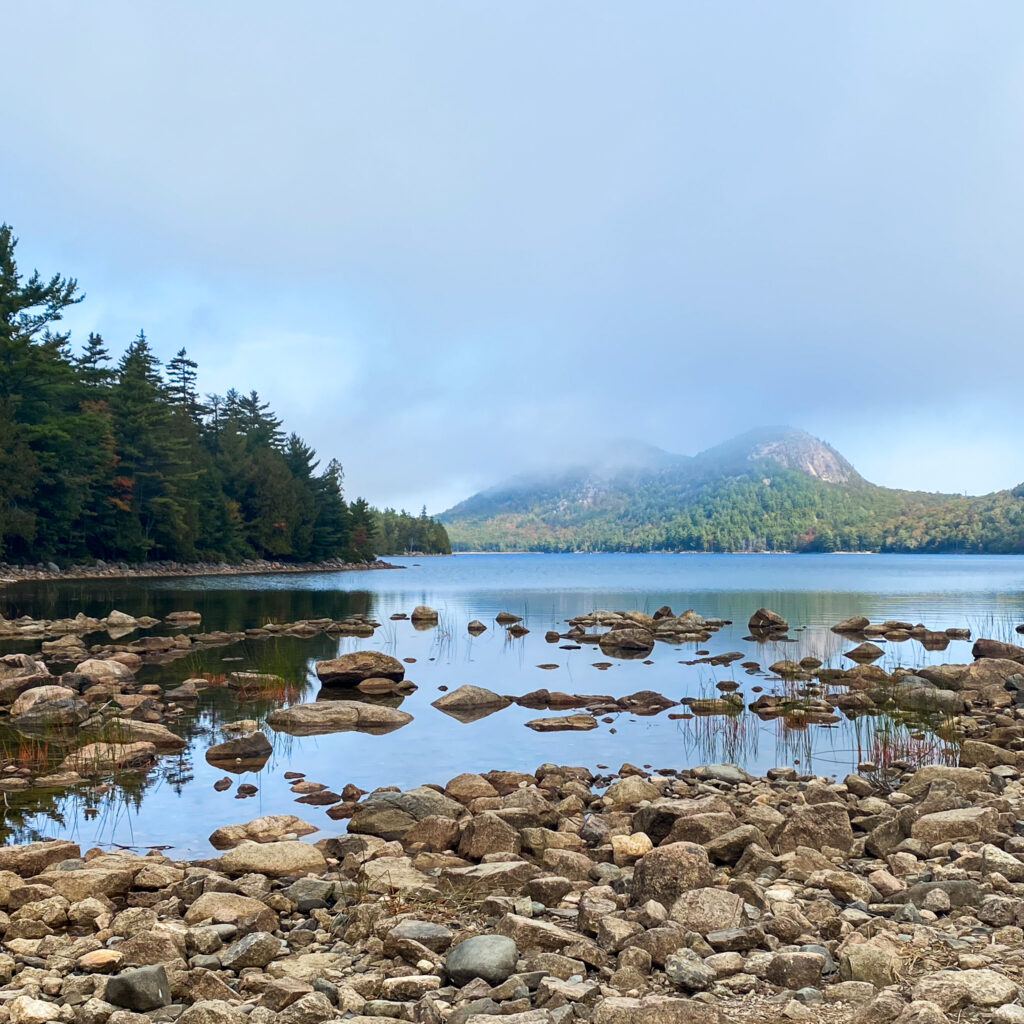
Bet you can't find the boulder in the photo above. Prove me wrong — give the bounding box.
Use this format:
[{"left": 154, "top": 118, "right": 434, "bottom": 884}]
[
  {"left": 972, "top": 638, "right": 1024, "bottom": 664},
  {"left": 670, "top": 888, "right": 745, "bottom": 933},
  {"left": 349, "top": 786, "right": 465, "bottom": 840},
  {"left": 220, "top": 840, "right": 326, "bottom": 877},
  {"left": 912, "top": 806, "right": 1000, "bottom": 845},
  {"left": 59, "top": 741, "right": 157, "bottom": 774},
  {"left": 74, "top": 658, "right": 134, "bottom": 683},
  {"left": 108, "top": 719, "right": 186, "bottom": 751},
  {"left": 632, "top": 843, "right": 713, "bottom": 907},
  {"left": 775, "top": 802, "right": 853, "bottom": 854},
  {"left": 209, "top": 814, "right": 318, "bottom": 849},
  {"left": 9, "top": 686, "right": 87, "bottom": 730},
  {"left": 599, "top": 629, "right": 655, "bottom": 655},
  {"left": 432, "top": 684, "right": 511, "bottom": 722},
  {"left": 833, "top": 616, "right": 870, "bottom": 633},
  {"left": 104, "top": 965, "right": 172, "bottom": 1011},
  {"left": 446, "top": 934, "right": 518, "bottom": 985},
  {"left": 220, "top": 931, "right": 283, "bottom": 969},
  {"left": 315, "top": 650, "right": 405, "bottom": 685},
  {"left": 912, "top": 968, "right": 1019, "bottom": 1010},
  {"left": 0, "top": 839, "right": 80, "bottom": 876},
  {"left": 749, "top": 608, "right": 787, "bottom": 630},
  {"left": 410, "top": 605, "right": 439, "bottom": 623},
  {"left": 183, "top": 892, "right": 278, "bottom": 931},
  {"left": 844, "top": 642, "right": 884, "bottom": 663},
  {"left": 266, "top": 700, "right": 412, "bottom": 736},
  {"left": 526, "top": 714, "right": 598, "bottom": 732},
  {"left": 205, "top": 731, "right": 273, "bottom": 770}
]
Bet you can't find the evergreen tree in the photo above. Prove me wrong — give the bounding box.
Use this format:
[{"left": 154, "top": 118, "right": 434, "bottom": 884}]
[{"left": 0, "top": 222, "right": 452, "bottom": 565}]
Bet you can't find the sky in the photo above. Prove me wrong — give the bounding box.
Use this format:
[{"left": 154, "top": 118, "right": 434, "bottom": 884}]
[{"left": 3, "top": 2, "right": 1024, "bottom": 512}]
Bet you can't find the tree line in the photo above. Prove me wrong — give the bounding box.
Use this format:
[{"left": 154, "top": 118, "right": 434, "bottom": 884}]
[
  {"left": 0, "top": 223, "right": 450, "bottom": 564},
  {"left": 445, "top": 470, "right": 1024, "bottom": 554}
]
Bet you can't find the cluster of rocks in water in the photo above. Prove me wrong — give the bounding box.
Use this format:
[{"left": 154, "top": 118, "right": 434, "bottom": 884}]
[
  {"left": 4, "top": 759, "right": 1024, "bottom": 1023},
  {"left": 0, "top": 561, "right": 398, "bottom": 589},
  {"left": 0, "top": 610, "right": 381, "bottom": 667}
]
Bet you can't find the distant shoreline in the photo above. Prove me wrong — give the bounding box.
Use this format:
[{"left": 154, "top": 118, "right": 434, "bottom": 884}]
[{"left": 0, "top": 558, "right": 403, "bottom": 589}]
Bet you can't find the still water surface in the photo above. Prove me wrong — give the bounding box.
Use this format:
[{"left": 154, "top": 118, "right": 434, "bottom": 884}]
[{"left": 2, "top": 553, "right": 1023, "bottom": 856}]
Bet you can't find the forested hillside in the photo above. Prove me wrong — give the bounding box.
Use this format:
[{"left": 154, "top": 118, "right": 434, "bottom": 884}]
[
  {"left": 443, "top": 430, "right": 1024, "bottom": 553},
  {"left": 0, "top": 224, "right": 450, "bottom": 564}
]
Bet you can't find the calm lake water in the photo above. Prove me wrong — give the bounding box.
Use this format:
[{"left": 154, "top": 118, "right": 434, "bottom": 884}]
[{"left": 2, "top": 553, "right": 1024, "bottom": 856}]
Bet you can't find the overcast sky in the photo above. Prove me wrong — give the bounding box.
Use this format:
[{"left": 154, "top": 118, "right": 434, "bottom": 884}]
[{"left": 4, "top": 2, "right": 1024, "bottom": 512}]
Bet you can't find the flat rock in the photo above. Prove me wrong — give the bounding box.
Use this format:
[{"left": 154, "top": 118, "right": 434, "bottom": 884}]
[
  {"left": 220, "top": 840, "right": 326, "bottom": 877},
  {"left": 266, "top": 700, "right": 412, "bottom": 736},
  {"left": 315, "top": 650, "right": 405, "bottom": 685}
]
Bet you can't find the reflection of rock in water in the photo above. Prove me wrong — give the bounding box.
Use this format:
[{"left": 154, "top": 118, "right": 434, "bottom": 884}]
[
  {"left": 431, "top": 684, "right": 511, "bottom": 724},
  {"left": 315, "top": 685, "right": 407, "bottom": 710}
]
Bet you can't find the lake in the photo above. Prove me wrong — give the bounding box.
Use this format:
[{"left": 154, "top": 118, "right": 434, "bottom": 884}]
[{"left": 2, "top": 552, "right": 1023, "bottom": 856}]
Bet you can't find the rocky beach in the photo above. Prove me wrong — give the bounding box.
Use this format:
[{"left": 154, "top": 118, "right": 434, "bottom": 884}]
[{"left": 3, "top": 588, "right": 1024, "bottom": 1022}]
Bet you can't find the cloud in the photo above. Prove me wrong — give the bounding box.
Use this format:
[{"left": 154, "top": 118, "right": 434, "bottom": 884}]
[{"left": 3, "top": 1, "right": 1024, "bottom": 511}]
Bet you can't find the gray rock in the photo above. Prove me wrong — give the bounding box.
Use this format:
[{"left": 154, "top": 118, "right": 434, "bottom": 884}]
[
  {"left": 665, "top": 949, "right": 715, "bottom": 992},
  {"left": 105, "top": 965, "right": 172, "bottom": 1012},
  {"left": 220, "top": 931, "right": 283, "bottom": 970},
  {"left": 446, "top": 934, "right": 519, "bottom": 986}
]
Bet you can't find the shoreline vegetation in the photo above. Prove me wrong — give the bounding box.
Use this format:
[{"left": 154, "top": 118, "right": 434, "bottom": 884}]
[
  {"left": 0, "top": 222, "right": 451, "bottom": 568},
  {"left": 0, "top": 557, "right": 402, "bottom": 588}
]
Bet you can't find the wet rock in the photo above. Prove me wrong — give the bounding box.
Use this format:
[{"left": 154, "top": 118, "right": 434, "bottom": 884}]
[
  {"left": 599, "top": 628, "right": 655, "bottom": 656},
  {"left": 411, "top": 605, "right": 439, "bottom": 623},
  {"left": 315, "top": 650, "right": 405, "bottom": 685},
  {"left": 845, "top": 642, "right": 884, "bottom": 663},
  {"left": 209, "top": 814, "right": 318, "bottom": 849},
  {"left": 266, "top": 700, "right": 412, "bottom": 735},
  {"left": 525, "top": 713, "right": 598, "bottom": 732},
  {"left": 59, "top": 741, "right": 157, "bottom": 774},
  {"left": 833, "top": 616, "right": 870, "bottom": 633},
  {"left": 205, "top": 731, "right": 273, "bottom": 770},
  {"left": 749, "top": 608, "right": 787, "bottom": 630},
  {"left": 432, "top": 684, "right": 512, "bottom": 722},
  {"left": 973, "top": 638, "right": 1024, "bottom": 664}
]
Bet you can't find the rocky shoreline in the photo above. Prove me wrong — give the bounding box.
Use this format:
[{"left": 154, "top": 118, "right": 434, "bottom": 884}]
[
  {"left": 2, "top": 758, "right": 1024, "bottom": 1024},
  {"left": 5, "top": 603, "right": 1024, "bottom": 1021},
  {"left": 0, "top": 560, "right": 402, "bottom": 589}
]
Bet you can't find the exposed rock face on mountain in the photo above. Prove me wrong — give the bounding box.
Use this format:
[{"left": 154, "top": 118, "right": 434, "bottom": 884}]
[{"left": 442, "top": 426, "right": 1024, "bottom": 553}]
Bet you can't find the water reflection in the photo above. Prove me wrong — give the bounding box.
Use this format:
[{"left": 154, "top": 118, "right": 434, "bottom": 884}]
[{"left": 0, "top": 553, "right": 1021, "bottom": 854}]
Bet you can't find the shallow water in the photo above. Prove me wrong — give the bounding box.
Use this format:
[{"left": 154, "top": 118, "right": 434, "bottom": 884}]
[{"left": 2, "top": 553, "right": 1023, "bottom": 856}]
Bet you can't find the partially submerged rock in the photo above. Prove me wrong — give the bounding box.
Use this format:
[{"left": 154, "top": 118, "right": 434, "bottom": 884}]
[
  {"left": 266, "top": 699, "right": 412, "bottom": 736},
  {"left": 315, "top": 650, "right": 405, "bottom": 685}
]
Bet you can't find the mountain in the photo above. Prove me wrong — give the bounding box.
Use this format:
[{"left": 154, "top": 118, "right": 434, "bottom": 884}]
[{"left": 441, "top": 427, "right": 1024, "bottom": 553}]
